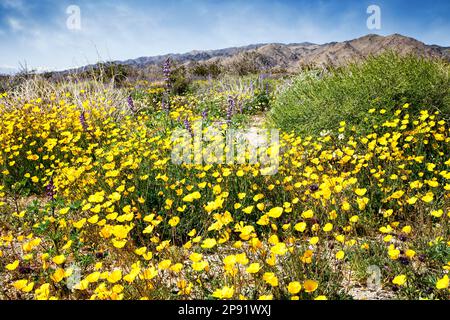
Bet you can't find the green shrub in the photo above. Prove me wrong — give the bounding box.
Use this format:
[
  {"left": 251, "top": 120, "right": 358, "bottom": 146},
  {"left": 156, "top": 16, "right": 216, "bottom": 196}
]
[
  {"left": 191, "top": 62, "right": 222, "bottom": 79},
  {"left": 269, "top": 52, "right": 450, "bottom": 135},
  {"left": 169, "top": 65, "right": 192, "bottom": 95},
  {"left": 79, "top": 63, "right": 132, "bottom": 86}
]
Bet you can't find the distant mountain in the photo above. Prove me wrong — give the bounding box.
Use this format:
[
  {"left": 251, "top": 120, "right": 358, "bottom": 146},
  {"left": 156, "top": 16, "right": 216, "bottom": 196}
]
[
  {"left": 5, "top": 34, "right": 448, "bottom": 76},
  {"left": 119, "top": 43, "right": 271, "bottom": 67},
  {"left": 107, "top": 34, "right": 449, "bottom": 72}
]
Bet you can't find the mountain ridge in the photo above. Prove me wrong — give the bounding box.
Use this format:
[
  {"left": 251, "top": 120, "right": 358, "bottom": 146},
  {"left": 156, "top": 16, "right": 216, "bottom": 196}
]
[
  {"left": 3, "top": 34, "right": 449, "bottom": 75},
  {"left": 109, "top": 33, "right": 450, "bottom": 72}
]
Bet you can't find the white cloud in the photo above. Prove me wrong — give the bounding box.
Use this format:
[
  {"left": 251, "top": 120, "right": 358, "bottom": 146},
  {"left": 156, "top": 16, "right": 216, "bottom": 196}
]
[{"left": 7, "top": 17, "right": 24, "bottom": 31}]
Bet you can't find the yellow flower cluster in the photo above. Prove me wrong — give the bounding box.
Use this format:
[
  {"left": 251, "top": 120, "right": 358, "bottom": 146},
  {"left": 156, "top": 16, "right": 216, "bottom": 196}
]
[{"left": 0, "top": 89, "right": 448, "bottom": 300}]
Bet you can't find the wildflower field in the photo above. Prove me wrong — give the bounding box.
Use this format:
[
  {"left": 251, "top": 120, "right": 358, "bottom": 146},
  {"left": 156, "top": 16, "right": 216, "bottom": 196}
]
[{"left": 0, "top": 54, "right": 449, "bottom": 301}]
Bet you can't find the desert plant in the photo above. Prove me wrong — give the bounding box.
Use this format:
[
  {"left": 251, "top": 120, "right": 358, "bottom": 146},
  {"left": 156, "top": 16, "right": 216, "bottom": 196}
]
[
  {"left": 269, "top": 52, "right": 450, "bottom": 135},
  {"left": 191, "top": 62, "right": 222, "bottom": 79}
]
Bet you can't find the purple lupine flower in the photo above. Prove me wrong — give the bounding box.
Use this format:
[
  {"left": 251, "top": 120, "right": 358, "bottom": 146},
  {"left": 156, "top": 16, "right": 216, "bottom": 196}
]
[
  {"left": 399, "top": 257, "right": 409, "bottom": 266},
  {"left": 162, "top": 96, "right": 170, "bottom": 114},
  {"left": 79, "top": 111, "right": 88, "bottom": 131},
  {"left": 18, "top": 266, "right": 33, "bottom": 274},
  {"left": 201, "top": 109, "right": 208, "bottom": 120},
  {"left": 45, "top": 178, "right": 56, "bottom": 201},
  {"left": 163, "top": 57, "right": 172, "bottom": 90},
  {"left": 227, "top": 95, "right": 235, "bottom": 122},
  {"left": 184, "top": 117, "right": 194, "bottom": 137},
  {"left": 128, "top": 95, "right": 137, "bottom": 114}
]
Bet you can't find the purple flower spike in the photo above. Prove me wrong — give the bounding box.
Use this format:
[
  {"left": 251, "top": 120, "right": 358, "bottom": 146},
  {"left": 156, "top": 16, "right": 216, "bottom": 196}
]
[
  {"left": 162, "top": 98, "right": 170, "bottom": 114},
  {"left": 45, "top": 178, "right": 56, "bottom": 201},
  {"left": 184, "top": 117, "right": 194, "bottom": 137},
  {"left": 227, "top": 95, "right": 235, "bottom": 122},
  {"left": 79, "top": 111, "right": 88, "bottom": 131},
  {"left": 163, "top": 58, "right": 172, "bottom": 90},
  {"left": 128, "top": 95, "right": 137, "bottom": 114}
]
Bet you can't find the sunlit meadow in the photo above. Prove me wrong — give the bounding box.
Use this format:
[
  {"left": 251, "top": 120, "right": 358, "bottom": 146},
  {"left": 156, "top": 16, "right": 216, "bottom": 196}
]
[{"left": 0, "top": 53, "right": 449, "bottom": 301}]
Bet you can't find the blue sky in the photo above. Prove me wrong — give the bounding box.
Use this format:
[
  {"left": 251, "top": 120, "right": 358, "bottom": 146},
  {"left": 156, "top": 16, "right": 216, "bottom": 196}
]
[{"left": 0, "top": 0, "right": 449, "bottom": 71}]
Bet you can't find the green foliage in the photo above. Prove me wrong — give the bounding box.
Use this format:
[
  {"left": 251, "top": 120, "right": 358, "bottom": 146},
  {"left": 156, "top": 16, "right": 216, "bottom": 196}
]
[
  {"left": 226, "top": 52, "right": 269, "bottom": 76},
  {"left": 191, "top": 62, "right": 222, "bottom": 78},
  {"left": 270, "top": 53, "right": 450, "bottom": 135},
  {"left": 81, "top": 63, "right": 132, "bottom": 86},
  {"left": 169, "top": 65, "right": 191, "bottom": 95},
  {"left": 245, "top": 89, "right": 271, "bottom": 113}
]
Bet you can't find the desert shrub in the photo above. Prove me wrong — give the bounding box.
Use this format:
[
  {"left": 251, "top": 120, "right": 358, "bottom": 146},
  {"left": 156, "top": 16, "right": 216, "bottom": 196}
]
[
  {"left": 0, "top": 75, "right": 12, "bottom": 92},
  {"left": 191, "top": 62, "right": 222, "bottom": 79},
  {"left": 77, "top": 63, "right": 132, "bottom": 86},
  {"left": 245, "top": 88, "right": 271, "bottom": 113},
  {"left": 168, "top": 65, "right": 191, "bottom": 95},
  {"left": 226, "top": 52, "right": 268, "bottom": 76},
  {"left": 270, "top": 52, "right": 450, "bottom": 135}
]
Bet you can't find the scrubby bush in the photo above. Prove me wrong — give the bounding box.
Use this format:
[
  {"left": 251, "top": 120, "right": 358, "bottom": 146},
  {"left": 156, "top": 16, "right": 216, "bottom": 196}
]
[
  {"left": 270, "top": 52, "right": 450, "bottom": 135},
  {"left": 191, "top": 62, "right": 222, "bottom": 79},
  {"left": 226, "top": 52, "right": 269, "bottom": 76},
  {"left": 74, "top": 63, "right": 134, "bottom": 87},
  {"left": 168, "top": 65, "right": 191, "bottom": 95}
]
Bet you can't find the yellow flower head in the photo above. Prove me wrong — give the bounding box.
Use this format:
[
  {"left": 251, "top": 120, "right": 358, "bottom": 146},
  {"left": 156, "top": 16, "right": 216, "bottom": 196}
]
[{"left": 303, "top": 280, "right": 319, "bottom": 293}]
